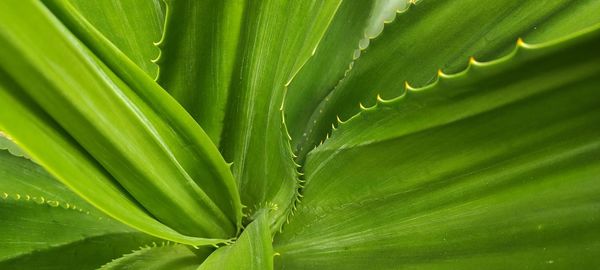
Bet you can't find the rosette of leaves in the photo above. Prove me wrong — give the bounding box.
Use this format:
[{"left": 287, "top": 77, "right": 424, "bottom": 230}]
[{"left": 1, "top": 0, "right": 599, "bottom": 269}]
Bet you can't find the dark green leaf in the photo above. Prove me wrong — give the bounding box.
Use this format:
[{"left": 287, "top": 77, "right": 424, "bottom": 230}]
[
  {"left": 295, "top": 0, "right": 600, "bottom": 159},
  {"left": 274, "top": 26, "right": 600, "bottom": 269}
]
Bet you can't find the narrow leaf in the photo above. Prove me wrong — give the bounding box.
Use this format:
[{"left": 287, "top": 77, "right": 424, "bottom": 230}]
[
  {"left": 156, "top": 0, "right": 245, "bottom": 146},
  {"left": 0, "top": 1, "right": 240, "bottom": 244}
]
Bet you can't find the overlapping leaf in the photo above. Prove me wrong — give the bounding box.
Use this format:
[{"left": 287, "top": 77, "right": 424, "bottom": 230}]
[
  {"left": 0, "top": 1, "right": 241, "bottom": 244},
  {"left": 0, "top": 150, "right": 157, "bottom": 269},
  {"left": 274, "top": 25, "right": 600, "bottom": 269},
  {"left": 198, "top": 211, "right": 273, "bottom": 270},
  {"left": 215, "top": 0, "right": 342, "bottom": 228},
  {"left": 100, "top": 243, "right": 210, "bottom": 270},
  {"left": 156, "top": 0, "right": 244, "bottom": 145},
  {"left": 294, "top": 0, "right": 600, "bottom": 158},
  {"left": 284, "top": 0, "right": 401, "bottom": 153},
  {"left": 57, "top": 0, "right": 164, "bottom": 78}
]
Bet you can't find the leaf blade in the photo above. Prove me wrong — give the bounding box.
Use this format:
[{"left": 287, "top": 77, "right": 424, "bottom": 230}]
[
  {"left": 274, "top": 25, "right": 600, "bottom": 269},
  {"left": 0, "top": 1, "right": 240, "bottom": 243},
  {"left": 0, "top": 150, "right": 157, "bottom": 269},
  {"left": 51, "top": 0, "right": 164, "bottom": 78},
  {"left": 198, "top": 211, "right": 273, "bottom": 270},
  {"left": 295, "top": 0, "right": 600, "bottom": 159},
  {"left": 156, "top": 0, "right": 245, "bottom": 145},
  {"left": 100, "top": 243, "right": 210, "bottom": 270}
]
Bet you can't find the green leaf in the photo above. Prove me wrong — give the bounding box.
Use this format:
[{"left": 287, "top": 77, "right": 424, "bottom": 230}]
[
  {"left": 0, "top": 149, "right": 89, "bottom": 207},
  {"left": 274, "top": 26, "right": 600, "bottom": 269},
  {"left": 284, "top": 0, "right": 391, "bottom": 153},
  {"left": 295, "top": 0, "right": 600, "bottom": 159},
  {"left": 100, "top": 243, "right": 210, "bottom": 270},
  {"left": 156, "top": 0, "right": 245, "bottom": 146},
  {"left": 216, "top": 0, "right": 342, "bottom": 228},
  {"left": 44, "top": 0, "right": 244, "bottom": 233},
  {"left": 52, "top": 0, "right": 164, "bottom": 78},
  {"left": 0, "top": 150, "right": 157, "bottom": 269},
  {"left": 0, "top": 1, "right": 240, "bottom": 244},
  {"left": 0, "top": 133, "right": 29, "bottom": 160},
  {"left": 198, "top": 211, "right": 273, "bottom": 270}
]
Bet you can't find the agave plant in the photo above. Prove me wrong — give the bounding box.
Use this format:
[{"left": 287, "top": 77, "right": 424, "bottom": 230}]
[{"left": 1, "top": 0, "right": 599, "bottom": 269}]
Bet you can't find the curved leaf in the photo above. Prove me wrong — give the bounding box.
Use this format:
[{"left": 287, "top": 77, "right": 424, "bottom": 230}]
[
  {"left": 295, "top": 0, "right": 600, "bottom": 159},
  {"left": 100, "top": 243, "right": 210, "bottom": 270},
  {"left": 43, "top": 0, "right": 244, "bottom": 233},
  {"left": 0, "top": 1, "right": 239, "bottom": 244},
  {"left": 198, "top": 211, "right": 273, "bottom": 270},
  {"left": 274, "top": 26, "right": 600, "bottom": 269},
  {"left": 217, "top": 0, "right": 342, "bottom": 228},
  {"left": 0, "top": 133, "right": 29, "bottom": 160},
  {"left": 284, "top": 0, "right": 394, "bottom": 153},
  {"left": 0, "top": 150, "right": 156, "bottom": 269},
  {"left": 50, "top": 0, "right": 164, "bottom": 78}
]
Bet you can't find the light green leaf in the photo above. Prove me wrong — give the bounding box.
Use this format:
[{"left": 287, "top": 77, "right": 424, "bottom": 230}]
[
  {"left": 217, "top": 0, "right": 342, "bottom": 228},
  {"left": 0, "top": 149, "right": 88, "bottom": 207},
  {"left": 296, "top": 0, "right": 600, "bottom": 159},
  {"left": 100, "top": 243, "right": 210, "bottom": 270},
  {"left": 50, "top": 0, "right": 164, "bottom": 78},
  {"left": 198, "top": 211, "right": 273, "bottom": 270},
  {"left": 44, "top": 0, "right": 244, "bottom": 233},
  {"left": 0, "top": 150, "right": 157, "bottom": 269},
  {"left": 156, "top": 0, "right": 245, "bottom": 146},
  {"left": 0, "top": 1, "right": 240, "bottom": 244},
  {"left": 0, "top": 133, "right": 29, "bottom": 160},
  {"left": 274, "top": 26, "right": 600, "bottom": 269}
]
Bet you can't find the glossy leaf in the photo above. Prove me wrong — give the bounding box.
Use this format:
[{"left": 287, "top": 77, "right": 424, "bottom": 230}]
[
  {"left": 295, "top": 0, "right": 600, "bottom": 159},
  {"left": 0, "top": 150, "right": 157, "bottom": 269},
  {"left": 198, "top": 211, "right": 273, "bottom": 270},
  {"left": 0, "top": 1, "right": 239, "bottom": 244},
  {"left": 274, "top": 26, "right": 600, "bottom": 269}
]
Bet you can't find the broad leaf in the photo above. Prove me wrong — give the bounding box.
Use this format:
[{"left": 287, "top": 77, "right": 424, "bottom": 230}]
[
  {"left": 198, "top": 211, "right": 273, "bottom": 270},
  {"left": 0, "top": 1, "right": 240, "bottom": 244},
  {"left": 295, "top": 0, "right": 600, "bottom": 159},
  {"left": 274, "top": 26, "right": 600, "bottom": 269},
  {"left": 156, "top": 0, "right": 245, "bottom": 146},
  {"left": 0, "top": 150, "right": 156, "bottom": 269},
  {"left": 100, "top": 243, "right": 210, "bottom": 270}
]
